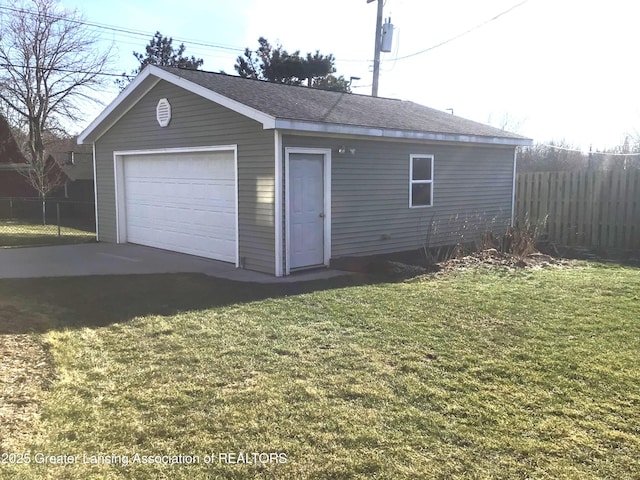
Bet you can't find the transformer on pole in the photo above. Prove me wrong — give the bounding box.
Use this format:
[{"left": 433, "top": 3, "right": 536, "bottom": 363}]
[{"left": 381, "top": 18, "right": 394, "bottom": 52}]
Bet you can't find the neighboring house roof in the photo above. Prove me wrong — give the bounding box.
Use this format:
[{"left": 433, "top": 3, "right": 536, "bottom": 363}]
[
  {"left": 0, "top": 123, "right": 92, "bottom": 181},
  {"left": 0, "top": 113, "right": 26, "bottom": 165},
  {"left": 79, "top": 65, "right": 532, "bottom": 147},
  {"left": 47, "top": 136, "right": 93, "bottom": 181},
  {"left": 61, "top": 154, "right": 93, "bottom": 181}
]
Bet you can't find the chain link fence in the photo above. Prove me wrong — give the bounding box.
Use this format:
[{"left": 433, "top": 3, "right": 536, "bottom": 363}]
[{"left": 0, "top": 197, "right": 96, "bottom": 247}]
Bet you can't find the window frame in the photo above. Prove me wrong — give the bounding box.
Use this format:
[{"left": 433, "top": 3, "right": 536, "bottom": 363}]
[{"left": 409, "top": 154, "right": 434, "bottom": 208}]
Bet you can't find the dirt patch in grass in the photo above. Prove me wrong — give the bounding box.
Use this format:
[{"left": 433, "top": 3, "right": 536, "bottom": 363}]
[
  {"left": 0, "top": 304, "right": 53, "bottom": 334},
  {"left": 434, "top": 248, "right": 573, "bottom": 273},
  {"left": 0, "top": 304, "right": 55, "bottom": 452},
  {"left": 338, "top": 248, "right": 575, "bottom": 279}
]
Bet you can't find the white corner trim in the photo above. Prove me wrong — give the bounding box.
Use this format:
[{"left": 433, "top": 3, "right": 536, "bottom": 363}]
[
  {"left": 113, "top": 152, "right": 125, "bottom": 243},
  {"left": 232, "top": 146, "right": 240, "bottom": 268},
  {"left": 511, "top": 148, "right": 518, "bottom": 227},
  {"left": 92, "top": 143, "right": 99, "bottom": 241},
  {"left": 274, "top": 130, "right": 284, "bottom": 277},
  {"left": 284, "top": 147, "right": 332, "bottom": 276},
  {"left": 324, "top": 151, "right": 332, "bottom": 267}
]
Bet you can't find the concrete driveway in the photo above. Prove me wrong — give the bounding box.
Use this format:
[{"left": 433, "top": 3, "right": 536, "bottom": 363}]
[{"left": 0, "top": 243, "right": 348, "bottom": 283}]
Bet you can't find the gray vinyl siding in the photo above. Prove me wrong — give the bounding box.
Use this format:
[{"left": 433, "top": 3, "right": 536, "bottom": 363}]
[
  {"left": 283, "top": 134, "right": 515, "bottom": 258},
  {"left": 95, "top": 80, "right": 275, "bottom": 274}
]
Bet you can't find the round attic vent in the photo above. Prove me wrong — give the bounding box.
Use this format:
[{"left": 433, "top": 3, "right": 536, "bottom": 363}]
[{"left": 156, "top": 98, "right": 171, "bottom": 127}]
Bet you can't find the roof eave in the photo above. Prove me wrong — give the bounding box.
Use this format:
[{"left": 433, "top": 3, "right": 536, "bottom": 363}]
[{"left": 273, "top": 119, "right": 532, "bottom": 146}]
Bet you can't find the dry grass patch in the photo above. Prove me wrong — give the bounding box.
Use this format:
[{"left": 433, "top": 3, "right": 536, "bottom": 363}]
[
  {"left": 0, "top": 303, "right": 55, "bottom": 452},
  {"left": 0, "top": 220, "right": 94, "bottom": 247}
]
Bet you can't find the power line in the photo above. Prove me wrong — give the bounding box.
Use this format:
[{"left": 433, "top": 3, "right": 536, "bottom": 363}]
[
  {"left": 0, "top": 62, "right": 127, "bottom": 78},
  {"left": 0, "top": 4, "right": 243, "bottom": 77},
  {"left": 0, "top": 0, "right": 534, "bottom": 73},
  {"left": 395, "top": 0, "right": 531, "bottom": 61},
  {"left": 0, "top": 5, "right": 245, "bottom": 54},
  {"left": 536, "top": 143, "right": 640, "bottom": 157}
]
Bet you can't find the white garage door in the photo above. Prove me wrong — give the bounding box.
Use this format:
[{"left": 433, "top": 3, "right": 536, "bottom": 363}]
[{"left": 123, "top": 150, "right": 236, "bottom": 263}]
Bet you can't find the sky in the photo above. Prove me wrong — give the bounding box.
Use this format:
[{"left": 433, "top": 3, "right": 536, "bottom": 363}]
[{"left": 43, "top": 0, "right": 640, "bottom": 149}]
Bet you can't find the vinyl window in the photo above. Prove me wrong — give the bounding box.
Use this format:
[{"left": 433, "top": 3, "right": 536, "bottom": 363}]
[{"left": 409, "top": 154, "right": 433, "bottom": 207}]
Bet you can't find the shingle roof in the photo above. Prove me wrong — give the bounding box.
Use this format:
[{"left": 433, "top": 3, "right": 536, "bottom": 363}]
[
  {"left": 79, "top": 65, "right": 531, "bottom": 146},
  {"left": 61, "top": 155, "right": 93, "bottom": 181},
  {"left": 157, "top": 66, "right": 528, "bottom": 142}
]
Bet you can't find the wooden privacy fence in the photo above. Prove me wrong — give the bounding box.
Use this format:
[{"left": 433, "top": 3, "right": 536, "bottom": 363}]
[{"left": 515, "top": 169, "right": 640, "bottom": 250}]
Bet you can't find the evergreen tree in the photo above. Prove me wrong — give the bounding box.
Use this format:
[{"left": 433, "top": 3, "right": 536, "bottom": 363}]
[
  {"left": 117, "top": 32, "right": 204, "bottom": 89},
  {"left": 235, "top": 38, "right": 350, "bottom": 92}
]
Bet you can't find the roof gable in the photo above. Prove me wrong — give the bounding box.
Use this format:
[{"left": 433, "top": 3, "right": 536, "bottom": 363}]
[
  {"left": 78, "top": 65, "right": 531, "bottom": 146},
  {"left": 0, "top": 113, "right": 27, "bottom": 164}
]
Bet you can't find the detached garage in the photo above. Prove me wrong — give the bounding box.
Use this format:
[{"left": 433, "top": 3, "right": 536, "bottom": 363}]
[{"left": 78, "top": 65, "right": 530, "bottom": 277}]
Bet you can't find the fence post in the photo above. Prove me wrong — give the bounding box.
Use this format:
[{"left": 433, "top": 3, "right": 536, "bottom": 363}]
[{"left": 57, "top": 202, "right": 61, "bottom": 237}]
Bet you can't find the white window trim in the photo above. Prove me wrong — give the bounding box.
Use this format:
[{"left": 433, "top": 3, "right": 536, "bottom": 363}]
[{"left": 409, "top": 154, "right": 434, "bottom": 208}]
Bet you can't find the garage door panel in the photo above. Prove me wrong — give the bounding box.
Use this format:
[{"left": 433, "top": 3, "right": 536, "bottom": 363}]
[
  {"left": 123, "top": 151, "right": 237, "bottom": 263},
  {"left": 127, "top": 228, "right": 235, "bottom": 260},
  {"left": 127, "top": 207, "right": 234, "bottom": 229},
  {"left": 127, "top": 186, "right": 236, "bottom": 206}
]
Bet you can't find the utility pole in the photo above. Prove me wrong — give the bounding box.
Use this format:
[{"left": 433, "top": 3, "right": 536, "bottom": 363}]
[{"left": 368, "top": 0, "right": 384, "bottom": 97}]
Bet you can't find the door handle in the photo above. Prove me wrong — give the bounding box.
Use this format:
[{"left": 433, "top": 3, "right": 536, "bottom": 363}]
[{"left": 319, "top": 212, "right": 325, "bottom": 218}]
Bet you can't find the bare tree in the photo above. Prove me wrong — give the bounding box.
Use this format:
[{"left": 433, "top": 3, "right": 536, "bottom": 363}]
[
  {"left": 517, "top": 141, "right": 587, "bottom": 172},
  {"left": 0, "top": 0, "right": 111, "bottom": 222},
  {"left": 486, "top": 112, "right": 527, "bottom": 134}
]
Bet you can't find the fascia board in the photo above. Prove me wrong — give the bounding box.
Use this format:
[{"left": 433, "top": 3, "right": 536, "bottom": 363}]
[{"left": 274, "top": 119, "right": 533, "bottom": 147}]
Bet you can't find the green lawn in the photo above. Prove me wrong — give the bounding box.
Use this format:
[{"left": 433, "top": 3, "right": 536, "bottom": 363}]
[
  {"left": 0, "top": 220, "right": 95, "bottom": 247},
  {"left": 0, "top": 263, "right": 638, "bottom": 479}
]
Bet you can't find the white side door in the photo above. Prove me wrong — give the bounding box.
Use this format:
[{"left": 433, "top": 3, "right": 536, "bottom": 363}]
[{"left": 289, "top": 154, "right": 325, "bottom": 269}]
